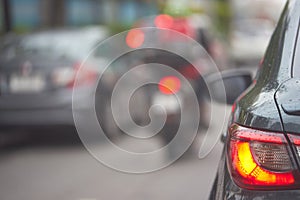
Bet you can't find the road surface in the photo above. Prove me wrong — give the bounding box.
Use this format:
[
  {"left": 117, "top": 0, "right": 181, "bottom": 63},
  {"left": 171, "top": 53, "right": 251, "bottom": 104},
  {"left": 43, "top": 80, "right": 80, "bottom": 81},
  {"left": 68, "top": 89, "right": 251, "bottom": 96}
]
[{"left": 0, "top": 104, "right": 230, "bottom": 200}]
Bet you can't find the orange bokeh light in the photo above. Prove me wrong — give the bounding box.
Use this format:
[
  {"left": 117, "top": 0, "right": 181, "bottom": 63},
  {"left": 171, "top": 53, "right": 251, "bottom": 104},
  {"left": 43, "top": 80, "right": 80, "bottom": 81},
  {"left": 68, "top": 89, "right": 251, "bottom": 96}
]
[
  {"left": 158, "top": 76, "right": 181, "bottom": 95},
  {"left": 154, "top": 14, "right": 174, "bottom": 29},
  {"left": 126, "top": 29, "right": 145, "bottom": 48}
]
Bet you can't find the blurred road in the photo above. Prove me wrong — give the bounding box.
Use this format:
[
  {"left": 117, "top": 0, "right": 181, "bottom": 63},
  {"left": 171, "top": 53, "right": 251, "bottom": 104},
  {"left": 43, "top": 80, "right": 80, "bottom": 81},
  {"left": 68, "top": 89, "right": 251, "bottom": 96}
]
[{"left": 0, "top": 104, "right": 230, "bottom": 200}]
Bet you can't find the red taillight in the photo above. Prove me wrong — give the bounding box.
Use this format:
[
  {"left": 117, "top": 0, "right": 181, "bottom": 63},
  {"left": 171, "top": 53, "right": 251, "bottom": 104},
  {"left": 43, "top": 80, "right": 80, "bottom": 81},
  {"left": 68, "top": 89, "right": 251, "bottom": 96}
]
[
  {"left": 228, "top": 124, "right": 299, "bottom": 190},
  {"left": 158, "top": 76, "right": 181, "bottom": 95},
  {"left": 52, "top": 62, "right": 97, "bottom": 89},
  {"left": 52, "top": 67, "right": 76, "bottom": 88},
  {"left": 154, "top": 15, "right": 195, "bottom": 41},
  {"left": 288, "top": 134, "right": 300, "bottom": 166},
  {"left": 288, "top": 134, "right": 300, "bottom": 146},
  {"left": 69, "top": 62, "right": 97, "bottom": 88},
  {"left": 180, "top": 64, "right": 199, "bottom": 79}
]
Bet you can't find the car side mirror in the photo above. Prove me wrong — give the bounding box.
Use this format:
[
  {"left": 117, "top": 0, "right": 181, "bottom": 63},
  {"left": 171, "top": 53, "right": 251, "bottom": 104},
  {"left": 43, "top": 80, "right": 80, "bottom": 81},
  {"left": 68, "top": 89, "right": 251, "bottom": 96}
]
[{"left": 207, "top": 69, "right": 253, "bottom": 105}]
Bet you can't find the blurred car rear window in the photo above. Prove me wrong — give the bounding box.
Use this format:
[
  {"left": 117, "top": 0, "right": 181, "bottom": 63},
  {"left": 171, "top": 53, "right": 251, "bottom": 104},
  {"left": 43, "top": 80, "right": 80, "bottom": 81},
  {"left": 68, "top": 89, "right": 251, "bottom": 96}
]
[{"left": 0, "top": 28, "right": 108, "bottom": 60}]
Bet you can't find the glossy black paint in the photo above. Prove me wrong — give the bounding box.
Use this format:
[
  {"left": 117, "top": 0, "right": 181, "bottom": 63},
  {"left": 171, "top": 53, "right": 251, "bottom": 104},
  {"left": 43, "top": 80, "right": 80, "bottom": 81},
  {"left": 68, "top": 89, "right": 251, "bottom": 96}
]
[
  {"left": 210, "top": 1, "right": 300, "bottom": 199},
  {"left": 233, "top": 1, "right": 298, "bottom": 133},
  {"left": 276, "top": 78, "right": 300, "bottom": 134}
]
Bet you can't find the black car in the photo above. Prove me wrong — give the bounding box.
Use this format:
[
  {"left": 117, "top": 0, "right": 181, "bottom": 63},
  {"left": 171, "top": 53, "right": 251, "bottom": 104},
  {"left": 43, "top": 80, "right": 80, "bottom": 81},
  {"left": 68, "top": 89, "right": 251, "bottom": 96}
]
[
  {"left": 209, "top": 0, "right": 300, "bottom": 199},
  {"left": 123, "top": 15, "right": 226, "bottom": 145}
]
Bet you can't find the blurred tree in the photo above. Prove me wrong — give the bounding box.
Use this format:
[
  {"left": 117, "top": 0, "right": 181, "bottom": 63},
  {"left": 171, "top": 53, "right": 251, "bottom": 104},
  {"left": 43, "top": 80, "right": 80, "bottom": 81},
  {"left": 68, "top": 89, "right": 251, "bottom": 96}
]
[
  {"left": 163, "top": 0, "right": 191, "bottom": 17},
  {"left": 52, "top": 0, "right": 65, "bottom": 27},
  {"left": 3, "top": 0, "right": 11, "bottom": 32},
  {"left": 41, "top": 0, "right": 65, "bottom": 28},
  {"left": 213, "top": 0, "right": 231, "bottom": 39}
]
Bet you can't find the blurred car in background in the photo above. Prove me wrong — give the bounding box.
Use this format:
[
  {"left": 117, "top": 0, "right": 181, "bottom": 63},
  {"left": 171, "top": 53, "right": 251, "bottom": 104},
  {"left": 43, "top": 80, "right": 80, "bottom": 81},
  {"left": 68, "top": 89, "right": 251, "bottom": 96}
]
[
  {"left": 0, "top": 26, "right": 109, "bottom": 129},
  {"left": 104, "top": 14, "right": 228, "bottom": 156}
]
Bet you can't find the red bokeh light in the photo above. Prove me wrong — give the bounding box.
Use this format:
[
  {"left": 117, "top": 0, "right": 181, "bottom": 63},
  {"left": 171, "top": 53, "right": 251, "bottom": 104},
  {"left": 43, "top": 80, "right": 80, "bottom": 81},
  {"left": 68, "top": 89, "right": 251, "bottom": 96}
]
[{"left": 154, "top": 14, "right": 174, "bottom": 29}]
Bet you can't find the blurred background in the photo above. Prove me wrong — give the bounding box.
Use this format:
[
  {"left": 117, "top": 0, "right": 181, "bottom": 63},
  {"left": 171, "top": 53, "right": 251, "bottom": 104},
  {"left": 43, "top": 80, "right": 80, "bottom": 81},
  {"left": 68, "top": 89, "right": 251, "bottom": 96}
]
[
  {"left": 0, "top": 0, "right": 286, "bottom": 200},
  {"left": 0, "top": 0, "right": 286, "bottom": 64}
]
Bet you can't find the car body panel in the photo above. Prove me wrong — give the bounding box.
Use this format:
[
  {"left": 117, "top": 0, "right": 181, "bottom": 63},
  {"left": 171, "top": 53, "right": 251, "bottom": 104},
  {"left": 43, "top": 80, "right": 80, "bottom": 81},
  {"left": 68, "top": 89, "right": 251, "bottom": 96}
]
[
  {"left": 276, "top": 78, "right": 300, "bottom": 134},
  {"left": 233, "top": 0, "right": 299, "bottom": 132}
]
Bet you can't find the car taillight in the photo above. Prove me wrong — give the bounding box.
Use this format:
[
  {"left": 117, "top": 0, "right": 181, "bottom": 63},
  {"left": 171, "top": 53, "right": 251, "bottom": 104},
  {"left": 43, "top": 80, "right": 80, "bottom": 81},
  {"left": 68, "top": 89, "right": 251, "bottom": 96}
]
[
  {"left": 288, "top": 134, "right": 300, "bottom": 167},
  {"left": 52, "top": 63, "right": 97, "bottom": 88},
  {"left": 158, "top": 76, "right": 181, "bottom": 95},
  {"left": 228, "top": 124, "right": 300, "bottom": 190},
  {"left": 180, "top": 64, "right": 199, "bottom": 80},
  {"left": 52, "top": 66, "right": 76, "bottom": 88}
]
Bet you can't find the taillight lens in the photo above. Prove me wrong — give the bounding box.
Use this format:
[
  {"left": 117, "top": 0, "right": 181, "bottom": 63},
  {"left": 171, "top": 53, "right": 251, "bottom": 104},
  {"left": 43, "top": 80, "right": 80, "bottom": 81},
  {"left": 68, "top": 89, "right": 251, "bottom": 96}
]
[
  {"left": 52, "top": 67, "right": 75, "bottom": 88},
  {"left": 288, "top": 134, "right": 300, "bottom": 167},
  {"left": 52, "top": 63, "right": 97, "bottom": 88},
  {"left": 228, "top": 124, "right": 300, "bottom": 190},
  {"left": 154, "top": 14, "right": 174, "bottom": 29},
  {"left": 158, "top": 76, "right": 181, "bottom": 95}
]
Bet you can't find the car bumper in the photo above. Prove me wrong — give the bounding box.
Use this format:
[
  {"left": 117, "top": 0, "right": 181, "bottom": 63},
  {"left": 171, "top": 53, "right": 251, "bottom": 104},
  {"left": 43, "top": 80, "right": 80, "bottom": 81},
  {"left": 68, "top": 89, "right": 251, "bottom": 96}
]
[
  {"left": 224, "top": 180, "right": 300, "bottom": 200},
  {"left": 0, "top": 108, "right": 75, "bottom": 126},
  {"left": 217, "top": 156, "right": 300, "bottom": 200},
  {"left": 0, "top": 85, "right": 97, "bottom": 127}
]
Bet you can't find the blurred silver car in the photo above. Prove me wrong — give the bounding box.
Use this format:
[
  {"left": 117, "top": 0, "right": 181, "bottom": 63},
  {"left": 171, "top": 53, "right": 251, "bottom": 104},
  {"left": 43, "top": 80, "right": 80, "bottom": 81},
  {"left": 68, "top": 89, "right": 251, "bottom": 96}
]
[{"left": 0, "top": 27, "right": 109, "bottom": 127}]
